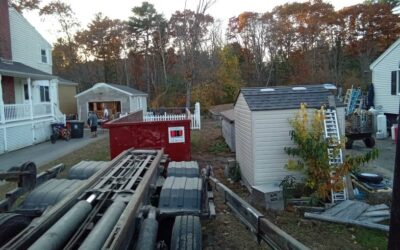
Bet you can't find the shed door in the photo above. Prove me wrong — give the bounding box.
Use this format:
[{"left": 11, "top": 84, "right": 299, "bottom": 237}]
[{"left": 88, "top": 101, "right": 121, "bottom": 119}]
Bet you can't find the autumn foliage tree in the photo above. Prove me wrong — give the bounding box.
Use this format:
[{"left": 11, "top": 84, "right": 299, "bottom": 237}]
[
  {"left": 217, "top": 45, "right": 243, "bottom": 103},
  {"left": 75, "top": 13, "right": 125, "bottom": 83},
  {"left": 19, "top": 0, "right": 400, "bottom": 110},
  {"left": 285, "top": 104, "right": 378, "bottom": 199}
]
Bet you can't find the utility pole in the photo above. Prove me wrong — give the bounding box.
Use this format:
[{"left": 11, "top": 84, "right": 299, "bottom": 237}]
[{"left": 388, "top": 100, "right": 400, "bottom": 249}]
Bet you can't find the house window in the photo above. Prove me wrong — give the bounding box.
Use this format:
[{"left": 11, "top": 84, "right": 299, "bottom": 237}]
[
  {"left": 41, "top": 49, "right": 47, "bottom": 63},
  {"left": 40, "top": 86, "right": 50, "bottom": 102},
  {"left": 23, "top": 84, "right": 29, "bottom": 100},
  {"left": 137, "top": 98, "right": 142, "bottom": 109},
  {"left": 391, "top": 70, "right": 400, "bottom": 95}
]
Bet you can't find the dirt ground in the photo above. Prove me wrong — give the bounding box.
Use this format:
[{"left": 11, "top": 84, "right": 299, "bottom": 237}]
[{"left": 194, "top": 118, "right": 388, "bottom": 250}]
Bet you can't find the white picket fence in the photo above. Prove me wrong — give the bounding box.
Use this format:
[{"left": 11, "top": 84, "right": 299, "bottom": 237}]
[{"left": 143, "top": 102, "right": 201, "bottom": 130}]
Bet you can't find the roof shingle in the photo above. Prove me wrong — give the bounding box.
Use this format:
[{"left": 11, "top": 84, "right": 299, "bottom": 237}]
[
  {"left": 239, "top": 85, "right": 345, "bottom": 111},
  {"left": 107, "top": 83, "right": 147, "bottom": 96},
  {"left": 0, "top": 60, "right": 53, "bottom": 79}
]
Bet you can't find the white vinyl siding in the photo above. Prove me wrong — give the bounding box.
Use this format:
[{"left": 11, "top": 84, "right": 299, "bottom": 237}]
[
  {"left": 33, "top": 121, "right": 52, "bottom": 143},
  {"left": 0, "top": 119, "right": 53, "bottom": 153},
  {"left": 371, "top": 40, "right": 400, "bottom": 115},
  {"left": 252, "top": 109, "right": 304, "bottom": 186},
  {"left": 9, "top": 8, "right": 52, "bottom": 74},
  {"left": 234, "top": 93, "right": 254, "bottom": 186},
  {"left": 6, "top": 124, "right": 32, "bottom": 151},
  {"left": 130, "top": 96, "right": 147, "bottom": 113}
]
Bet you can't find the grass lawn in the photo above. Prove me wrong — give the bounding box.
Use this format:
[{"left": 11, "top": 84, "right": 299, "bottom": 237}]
[{"left": 40, "top": 137, "right": 111, "bottom": 178}]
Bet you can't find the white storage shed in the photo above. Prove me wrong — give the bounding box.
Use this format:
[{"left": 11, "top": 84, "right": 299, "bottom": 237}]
[{"left": 234, "top": 85, "right": 346, "bottom": 188}]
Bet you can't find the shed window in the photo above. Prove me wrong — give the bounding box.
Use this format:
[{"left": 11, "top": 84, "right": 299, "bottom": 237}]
[{"left": 40, "top": 86, "right": 50, "bottom": 102}]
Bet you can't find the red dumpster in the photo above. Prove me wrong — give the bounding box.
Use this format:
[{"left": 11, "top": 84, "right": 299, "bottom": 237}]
[{"left": 103, "top": 113, "right": 191, "bottom": 161}]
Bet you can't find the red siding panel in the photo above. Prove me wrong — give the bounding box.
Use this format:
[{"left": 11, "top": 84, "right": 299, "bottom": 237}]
[
  {"left": 2, "top": 76, "right": 15, "bottom": 104},
  {"left": 0, "top": 0, "right": 12, "bottom": 60}
]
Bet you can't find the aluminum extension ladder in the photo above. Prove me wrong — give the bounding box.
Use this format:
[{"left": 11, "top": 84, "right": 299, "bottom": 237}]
[{"left": 323, "top": 108, "right": 347, "bottom": 203}]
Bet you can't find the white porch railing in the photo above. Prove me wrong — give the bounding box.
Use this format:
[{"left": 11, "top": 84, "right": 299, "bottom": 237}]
[
  {"left": 54, "top": 103, "right": 66, "bottom": 125},
  {"left": 143, "top": 102, "right": 201, "bottom": 130},
  {"left": 3, "top": 104, "right": 31, "bottom": 121},
  {"left": 33, "top": 103, "right": 52, "bottom": 117},
  {"left": 0, "top": 103, "right": 55, "bottom": 122}
]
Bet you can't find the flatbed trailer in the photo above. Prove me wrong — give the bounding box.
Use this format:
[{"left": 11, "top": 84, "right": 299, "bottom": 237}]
[
  {"left": 0, "top": 148, "right": 310, "bottom": 250},
  {"left": 1, "top": 149, "right": 214, "bottom": 249}
]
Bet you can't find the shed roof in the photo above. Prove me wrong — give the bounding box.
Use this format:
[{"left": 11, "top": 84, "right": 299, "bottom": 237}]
[
  {"left": 238, "top": 84, "right": 344, "bottom": 111},
  {"left": 107, "top": 83, "right": 147, "bottom": 95},
  {"left": 0, "top": 59, "right": 54, "bottom": 79},
  {"left": 75, "top": 82, "right": 147, "bottom": 98},
  {"left": 220, "top": 109, "right": 234, "bottom": 122}
]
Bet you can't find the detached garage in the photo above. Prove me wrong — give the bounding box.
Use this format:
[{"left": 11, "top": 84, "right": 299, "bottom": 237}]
[
  {"left": 76, "top": 82, "right": 147, "bottom": 122},
  {"left": 234, "top": 85, "right": 346, "bottom": 188}
]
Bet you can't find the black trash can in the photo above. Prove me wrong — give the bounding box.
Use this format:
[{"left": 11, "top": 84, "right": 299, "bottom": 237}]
[{"left": 67, "top": 120, "right": 84, "bottom": 138}]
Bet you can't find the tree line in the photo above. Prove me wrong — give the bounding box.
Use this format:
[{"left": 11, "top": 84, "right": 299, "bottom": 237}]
[{"left": 11, "top": 0, "right": 400, "bottom": 109}]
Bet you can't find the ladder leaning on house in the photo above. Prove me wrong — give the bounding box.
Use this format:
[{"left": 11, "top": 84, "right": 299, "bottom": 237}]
[{"left": 323, "top": 108, "right": 347, "bottom": 203}]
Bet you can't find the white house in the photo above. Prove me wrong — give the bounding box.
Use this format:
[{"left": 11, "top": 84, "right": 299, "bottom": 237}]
[
  {"left": 0, "top": 1, "right": 65, "bottom": 153},
  {"left": 234, "top": 85, "right": 346, "bottom": 188},
  {"left": 75, "top": 82, "right": 148, "bottom": 123},
  {"left": 370, "top": 38, "right": 400, "bottom": 116},
  {"left": 393, "top": 5, "right": 400, "bottom": 15}
]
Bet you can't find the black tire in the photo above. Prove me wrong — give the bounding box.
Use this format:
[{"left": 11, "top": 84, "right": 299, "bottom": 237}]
[
  {"left": 363, "top": 137, "right": 375, "bottom": 148},
  {"left": 0, "top": 213, "right": 31, "bottom": 247},
  {"left": 356, "top": 173, "right": 383, "bottom": 184},
  {"left": 170, "top": 215, "right": 202, "bottom": 250},
  {"left": 345, "top": 139, "right": 353, "bottom": 149},
  {"left": 50, "top": 134, "right": 57, "bottom": 144},
  {"left": 20, "top": 162, "right": 37, "bottom": 190}
]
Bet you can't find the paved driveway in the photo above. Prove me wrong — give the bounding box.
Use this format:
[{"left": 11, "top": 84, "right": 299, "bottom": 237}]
[
  {"left": 346, "top": 137, "right": 396, "bottom": 180},
  {"left": 0, "top": 129, "right": 109, "bottom": 171}
]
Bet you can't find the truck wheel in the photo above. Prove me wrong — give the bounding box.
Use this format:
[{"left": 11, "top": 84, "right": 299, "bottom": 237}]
[
  {"left": 345, "top": 139, "right": 353, "bottom": 149},
  {"left": 0, "top": 213, "right": 31, "bottom": 247},
  {"left": 363, "top": 137, "right": 375, "bottom": 148},
  {"left": 170, "top": 215, "right": 202, "bottom": 250}
]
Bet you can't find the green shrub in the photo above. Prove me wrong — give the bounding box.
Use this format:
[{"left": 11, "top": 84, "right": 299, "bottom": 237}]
[{"left": 209, "top": 138, "right": 230, "bottom": 153}]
